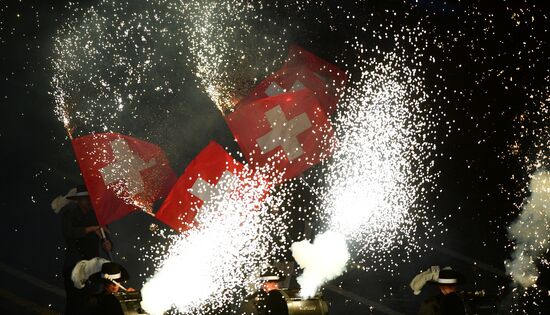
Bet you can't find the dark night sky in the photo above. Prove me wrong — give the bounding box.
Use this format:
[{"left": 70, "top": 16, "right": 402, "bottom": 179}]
[{"left": 1, "top": 0, "right": 549, "bottom": 314}]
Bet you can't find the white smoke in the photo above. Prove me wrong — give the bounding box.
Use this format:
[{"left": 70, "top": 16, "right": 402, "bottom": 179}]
[
  {"left": 506, "top": 169, "right": 550, "bottom": 287},
  {"left": 291, "top": 231, "right": 350, "bottom": 297}
]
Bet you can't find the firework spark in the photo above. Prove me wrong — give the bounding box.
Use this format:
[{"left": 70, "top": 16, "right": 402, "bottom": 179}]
[
  {"left": 291, "top": 47, "right": 438, "bottom": 294},
  {"left": 180, "top": 0, "right": 324, "bottom": 113},
  {"left": 51, "top": 0, "right": 188, "bottom": 135},
  {"left": 325, "top": 50, "right": 436, "bottom": 254}
]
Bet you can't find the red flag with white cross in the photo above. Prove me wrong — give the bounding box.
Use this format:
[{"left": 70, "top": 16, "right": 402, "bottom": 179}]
[
  {"left": 155, "top": 141, "right": 271, "bottom": 232},
  {"left": 284, "top": 45, "right": 347, "bottom": 114},
  {"left": 236, "top": 65, "right": 331, "bottom": 113},
  {"left": 225, "top": 89, "right": 335, "bottom": 181},
  {"left": 72, "top": 133, "right": 177, "bottom": 226}
]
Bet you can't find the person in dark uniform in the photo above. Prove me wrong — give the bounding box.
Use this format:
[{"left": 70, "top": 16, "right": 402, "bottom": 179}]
[
  {"left": 86, "top": 262, "right": 134, "bottom": 315},
  {"left": 238, "top": 268, "right": 288, "bottom": 315},
  {"left": 59, "top": 185, "right": 113, "bottom": 315},
  {"left": 418, "top": 268, "right": 466, "bottom": 315}
]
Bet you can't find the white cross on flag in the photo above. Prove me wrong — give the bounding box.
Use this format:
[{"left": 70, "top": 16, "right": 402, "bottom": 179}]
[
  {"left": 188, "top": 170, "right": 242, "bottom": 225},
  {"left": 155, "top": 141, "right": 272, "bottom": 232},
  {"left": 72, "top": 133, "right": 176, "bottom": 226},
  {"left": 225, "top": 89, "right": 335, "bottom": 181},
  {"left": 236, "top": 64, "right": 334, "bottom": 115}
]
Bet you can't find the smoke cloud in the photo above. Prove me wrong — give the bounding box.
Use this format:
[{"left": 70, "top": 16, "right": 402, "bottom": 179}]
[
  {"left": 506, "top": 169, "right": 550, "bottom": 287},
  {"left": 291, "top": 231, "right": 350, "bottom": 297}
]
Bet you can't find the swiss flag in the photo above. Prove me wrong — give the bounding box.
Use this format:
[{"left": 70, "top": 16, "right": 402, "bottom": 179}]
[
  {"left": 72, "top": 133, "right": 176, "bottom": 226},
  {"left": 155, "top": 141, "right": 271, "bottom": 232},
  {"left": 236, "top": 65, "right": 331, "bottom": 114},
  {"left": 225, "top": 89, "right": 335, "bottom": 181},
  {"left": 284, "top": 45, "right": 347, "bottom": 114}
]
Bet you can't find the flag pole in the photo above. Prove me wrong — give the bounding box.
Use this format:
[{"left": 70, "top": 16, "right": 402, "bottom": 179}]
[{"left": 99, "top": 227, "right": 114, "bottom": 261}]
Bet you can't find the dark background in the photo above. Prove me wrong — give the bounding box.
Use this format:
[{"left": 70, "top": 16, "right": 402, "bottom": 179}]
[{"left": 1, "top": 0, "right": 549, "bottom": 314}]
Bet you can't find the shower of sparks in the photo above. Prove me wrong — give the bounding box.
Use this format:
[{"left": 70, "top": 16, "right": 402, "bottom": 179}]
[
  {"left": 492, "top": 4, "right": 550, "bottom": 190},
  {"left": 310, "top": 41, "right": 438, "bottom": 261},
  {"left": 291, "top": 46, "right": 439, "bottom": 294},
  {"left": 508, "top": 96, "right": 550, "bottom": 179},
  {"left": 51, "top": 0, "right": 187, "bottom": 135},
  {"left": 141, "top": 167, "right": 289, "bottom": 315},
  {"left": 50, "top": 0, "right": 333, "bottom": 129},
  {"left": 179, "top": 0, "right": 333, "bottom": 114},
  {"left": 179, "top": 0, "right": 284, "bottom": 113}
]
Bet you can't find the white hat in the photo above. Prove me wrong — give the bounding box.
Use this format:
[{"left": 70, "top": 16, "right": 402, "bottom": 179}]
[
  {"left": 71, "top": 257, "right": 110, "bottom": 289},
  {"left": 51, "top": 187, "right": 77, "bottom": 214},
  {"left": 66, "top": 185, "right": 90, "bottom": 199},
  {"left": 410, "top": 265, "right": 440, "bottom": 295},
  {"left": 436, "top": 267, "right": 460, "bottom": 284}
]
